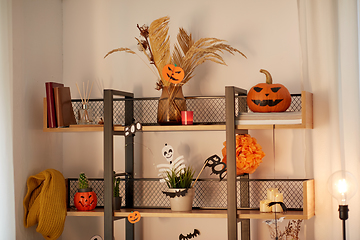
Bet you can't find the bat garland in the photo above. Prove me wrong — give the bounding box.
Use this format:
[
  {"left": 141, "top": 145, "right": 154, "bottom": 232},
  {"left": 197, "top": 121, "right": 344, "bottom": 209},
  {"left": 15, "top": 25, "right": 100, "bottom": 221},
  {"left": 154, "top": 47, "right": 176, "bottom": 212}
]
[
  {"left": 204, "top": 154, "right": 227, "bottom": 181},
  {"left": 179, "top": 229, "right": 200, "bottom": 240},
  {"left": 162, "top": 189, "right": 188, "bottom": 198}
]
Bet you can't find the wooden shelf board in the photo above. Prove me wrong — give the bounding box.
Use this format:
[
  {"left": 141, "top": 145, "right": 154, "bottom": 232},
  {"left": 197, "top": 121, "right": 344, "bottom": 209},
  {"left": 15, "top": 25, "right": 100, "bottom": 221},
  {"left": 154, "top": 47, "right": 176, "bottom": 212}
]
[
  {"left": 67, "top": 208, "right": 105, "bottom": 217},
  {"left": 140, "top": 125, "right": 226, "bottom": 132},
  {"left": 43, "top": 125, "right": 104, "bottom": 132},
  {"left": 237, "top": 210, "right": 313, "bottom": 220},
  {"left": 67, "top": 208, "right": 314, "bottom": 220}
]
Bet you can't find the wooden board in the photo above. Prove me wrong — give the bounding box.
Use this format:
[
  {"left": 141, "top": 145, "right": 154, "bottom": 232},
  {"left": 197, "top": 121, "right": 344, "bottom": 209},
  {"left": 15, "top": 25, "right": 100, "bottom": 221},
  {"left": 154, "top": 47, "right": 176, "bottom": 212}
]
[{"left": 67, "top": 208, "right": 313, "bottom": 220}]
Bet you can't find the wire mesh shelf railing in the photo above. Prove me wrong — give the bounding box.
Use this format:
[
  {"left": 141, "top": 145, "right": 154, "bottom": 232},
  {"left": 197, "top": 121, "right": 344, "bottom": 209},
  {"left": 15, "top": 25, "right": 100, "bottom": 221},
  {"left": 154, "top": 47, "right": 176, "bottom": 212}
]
[
  {"left": 70, "top": 94, "right": 302, "bottom": 125},
  {"left": 67, "top": 178, "right": 306, "bottom": 210}
]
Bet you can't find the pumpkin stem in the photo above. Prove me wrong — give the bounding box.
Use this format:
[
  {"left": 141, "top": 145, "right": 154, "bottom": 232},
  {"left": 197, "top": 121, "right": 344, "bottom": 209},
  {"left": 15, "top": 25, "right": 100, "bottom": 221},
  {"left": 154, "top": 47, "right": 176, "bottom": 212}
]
[{"left": 260, "top": 69, "right": 273, "bottom": 84}]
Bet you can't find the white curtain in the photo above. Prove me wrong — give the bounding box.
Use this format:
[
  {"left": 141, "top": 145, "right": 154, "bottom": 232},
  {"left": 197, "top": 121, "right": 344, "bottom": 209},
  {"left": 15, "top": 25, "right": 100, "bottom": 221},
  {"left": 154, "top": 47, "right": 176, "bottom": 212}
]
[
  {"left": 0, "top": 0, "right": 16, "bottom": 239},
  {"left": 299, "top": 0, "right": 360, "bottom": 239}
]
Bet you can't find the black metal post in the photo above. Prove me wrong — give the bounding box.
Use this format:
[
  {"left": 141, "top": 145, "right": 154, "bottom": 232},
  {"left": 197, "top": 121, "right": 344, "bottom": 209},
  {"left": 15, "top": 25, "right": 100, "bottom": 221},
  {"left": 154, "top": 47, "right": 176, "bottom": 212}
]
[
  {"left": 225, "top": 86, "right": 249, "bottom": 240},
  {"left": 104, "top": 90, "right": 134, "bottom": 240},
  {"left": 104, "top": 90, "right": 114, "bottom": 240},
  {"left": 125, "top": 96, "right": 134, "bottom": 240}
]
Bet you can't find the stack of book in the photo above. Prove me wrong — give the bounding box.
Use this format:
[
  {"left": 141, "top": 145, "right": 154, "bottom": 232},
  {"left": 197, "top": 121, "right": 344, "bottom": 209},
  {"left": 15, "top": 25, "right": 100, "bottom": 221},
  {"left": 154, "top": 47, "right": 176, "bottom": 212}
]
[{"left": 45, "top": 82, "right": 77, "bottom": 128}]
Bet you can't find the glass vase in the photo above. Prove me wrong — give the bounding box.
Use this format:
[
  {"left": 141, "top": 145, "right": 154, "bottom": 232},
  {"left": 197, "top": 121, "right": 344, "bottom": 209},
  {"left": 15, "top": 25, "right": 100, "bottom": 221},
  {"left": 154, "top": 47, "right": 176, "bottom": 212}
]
[
  {"left": 157, "top": 85, "right": 186, "bottom": 125},
  {"left": 78, "top": 104, "right": 93, "bottom": 124}
]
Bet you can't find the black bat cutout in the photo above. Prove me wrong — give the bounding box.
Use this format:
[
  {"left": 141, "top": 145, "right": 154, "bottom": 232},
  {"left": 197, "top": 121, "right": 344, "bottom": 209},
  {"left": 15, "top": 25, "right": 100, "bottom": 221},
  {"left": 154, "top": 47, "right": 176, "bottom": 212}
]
[
  {"left": 268, "top": 202, "right": 288, "bottom": 212},
  {"left": 179, "top": 229, "right": 200, "bottom": 240},
  {"left": 205, "top": 154, "right": 227, "bottom": 181},
  {"left": 162, "top": 189, "right": 188, "bottom": 198}
]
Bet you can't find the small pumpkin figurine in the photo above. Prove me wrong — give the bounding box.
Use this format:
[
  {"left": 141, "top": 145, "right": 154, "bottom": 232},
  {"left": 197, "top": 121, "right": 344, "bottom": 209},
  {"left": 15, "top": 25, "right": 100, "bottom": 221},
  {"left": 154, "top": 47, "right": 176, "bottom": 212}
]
[
  {"left": 247, "top": 69, "right": 291, "bottom": 112},
  {"left": 162, "top": 64, "right": 185, "bottom": 84},
  {"left": 128, "top": 211, "right": 141, "bottom": 224},
  {"left": 74, "top": 172, "right": 97, "bottom": 211}
]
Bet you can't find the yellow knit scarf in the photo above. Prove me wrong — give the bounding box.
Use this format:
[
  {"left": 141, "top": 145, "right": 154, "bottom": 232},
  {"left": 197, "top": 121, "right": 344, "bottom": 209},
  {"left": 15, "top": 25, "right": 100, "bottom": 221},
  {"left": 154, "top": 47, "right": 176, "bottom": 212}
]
[{"left": 23, "top": 169, "right": 67, "bottom": 240}]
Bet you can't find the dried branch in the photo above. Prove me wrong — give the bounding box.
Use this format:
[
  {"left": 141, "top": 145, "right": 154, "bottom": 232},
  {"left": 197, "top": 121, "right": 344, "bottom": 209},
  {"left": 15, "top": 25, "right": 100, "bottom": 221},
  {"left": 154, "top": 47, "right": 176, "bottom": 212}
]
[
  {"left": 179, "top": 38, "right": 246, "bottom": 84},
  {"left": 104, "top": 48, "right": 136, "bottom": 58},
  {"left": 149, "top": 16, "right": 171, "bottom": 86}
]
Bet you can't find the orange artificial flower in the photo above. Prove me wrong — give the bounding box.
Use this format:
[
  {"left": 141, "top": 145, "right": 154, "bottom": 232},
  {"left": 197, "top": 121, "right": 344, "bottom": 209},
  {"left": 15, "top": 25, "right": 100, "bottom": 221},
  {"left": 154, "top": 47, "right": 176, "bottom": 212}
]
[{"left": 222, "top": 134, "right": 265, "bottom": 175}]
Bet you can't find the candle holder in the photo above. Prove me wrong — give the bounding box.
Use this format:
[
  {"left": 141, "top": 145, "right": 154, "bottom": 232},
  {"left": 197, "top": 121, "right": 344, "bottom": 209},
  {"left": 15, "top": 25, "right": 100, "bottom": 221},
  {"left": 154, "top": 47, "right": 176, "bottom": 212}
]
[{"left": 181, "top": 111, "right": 193, "bottom": 125}]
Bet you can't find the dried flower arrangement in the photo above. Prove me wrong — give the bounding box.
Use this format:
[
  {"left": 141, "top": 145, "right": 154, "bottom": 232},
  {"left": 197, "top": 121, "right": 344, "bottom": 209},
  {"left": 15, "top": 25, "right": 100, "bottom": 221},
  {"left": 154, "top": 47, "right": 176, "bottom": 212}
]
[
  {"left": 265, "top": 219, "right": 303, "bottom": 240},
  {"left": 104, "top": 16, "right": 246, "bottom": 90},
  {"left": 221, "top": 134, "right": 265, "bottom": 175}
]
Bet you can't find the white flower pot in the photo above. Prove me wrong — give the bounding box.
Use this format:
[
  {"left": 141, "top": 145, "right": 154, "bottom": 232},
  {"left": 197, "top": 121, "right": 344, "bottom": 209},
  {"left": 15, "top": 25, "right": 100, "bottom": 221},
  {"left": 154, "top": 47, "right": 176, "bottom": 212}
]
[{"left": 167, "top": 188, "right": 195, "bottom": 212}]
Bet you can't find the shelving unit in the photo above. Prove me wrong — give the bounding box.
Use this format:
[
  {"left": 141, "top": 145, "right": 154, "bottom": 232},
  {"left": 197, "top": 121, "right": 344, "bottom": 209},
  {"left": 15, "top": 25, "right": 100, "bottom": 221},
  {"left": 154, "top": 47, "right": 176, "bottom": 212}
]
[{"left": 43, "top": 86, "right": 314, "bottom": 240}]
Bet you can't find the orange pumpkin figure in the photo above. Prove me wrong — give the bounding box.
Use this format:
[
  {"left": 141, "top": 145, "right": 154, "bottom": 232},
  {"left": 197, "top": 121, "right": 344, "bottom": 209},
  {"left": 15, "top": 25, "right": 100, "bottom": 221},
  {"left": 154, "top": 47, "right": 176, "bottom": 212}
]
[
  {"left": 128, "top": 211, "right": 141, "bottom": 223},
  {"left": 162, "top": 64, "right": 185, "bottom": 84},
  {"left": 247, "top": 69, "right": 291, "bottom": 112},
  {"left": 74, "top": 189, "right": 97, "bottom": 211}
]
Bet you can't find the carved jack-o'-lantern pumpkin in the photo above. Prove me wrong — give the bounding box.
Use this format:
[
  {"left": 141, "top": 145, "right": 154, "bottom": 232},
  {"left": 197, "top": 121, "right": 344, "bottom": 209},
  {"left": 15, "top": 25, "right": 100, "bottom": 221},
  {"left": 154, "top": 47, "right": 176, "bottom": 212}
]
[
  {"left": 128, "top": 211, "right": 141, "bottom": 223},
  {"left": 162, "top": 64, "right": 185, "bottom": 84},
  {"left": 247, "top": 69, "right": 291, "bottom": 112},
  {"left": 74, "top": 188, "right": 98, "bottom": 211}
]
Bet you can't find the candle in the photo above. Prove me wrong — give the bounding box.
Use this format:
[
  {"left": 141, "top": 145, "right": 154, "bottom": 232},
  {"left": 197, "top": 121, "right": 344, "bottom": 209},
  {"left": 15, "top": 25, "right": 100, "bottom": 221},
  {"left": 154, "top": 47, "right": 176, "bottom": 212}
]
[
  {"left": 272, "top": 192, "right": 284, "bottom": 212},
  {"left": 260, "top": 199, "right": 272, "bottom": 213},
  {"left": 182, "top": 111, "right": 193, "bottom": 125},
  {"left": 267, "top": 188, "right": 278, "bottom": 201}
]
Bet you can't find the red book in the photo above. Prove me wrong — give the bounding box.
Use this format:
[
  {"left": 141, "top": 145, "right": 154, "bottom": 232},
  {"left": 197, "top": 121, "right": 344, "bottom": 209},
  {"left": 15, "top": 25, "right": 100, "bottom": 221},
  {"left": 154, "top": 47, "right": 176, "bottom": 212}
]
[{"left": 45, "top": 82, "right": 64, "bottom": 128}]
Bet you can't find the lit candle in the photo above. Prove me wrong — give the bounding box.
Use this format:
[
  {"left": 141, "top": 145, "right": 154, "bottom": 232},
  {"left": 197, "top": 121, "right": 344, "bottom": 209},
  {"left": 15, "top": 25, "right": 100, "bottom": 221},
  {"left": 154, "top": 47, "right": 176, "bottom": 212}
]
[
  {"left": 272, "top": 192, "right": 284, "bottom": 212},
  {"left": 267, "top": 188, "right": 278, "bottom": 201},
  {"left": 260, "top": 199, "right": 272, "bottom": 213},
  {"left": 182, "top": 111, "right": 193, "bottom": 125}
]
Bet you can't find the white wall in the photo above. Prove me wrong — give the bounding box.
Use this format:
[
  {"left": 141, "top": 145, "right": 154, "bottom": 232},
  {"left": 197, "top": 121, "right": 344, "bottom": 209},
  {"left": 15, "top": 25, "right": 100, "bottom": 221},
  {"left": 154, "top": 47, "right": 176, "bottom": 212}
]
[
  {"left": 12, "top": 0, "right": 63, "bottom": 239},
  {"left": 0, "top": 0, "right": 16, "bottom": 239},
  {"left": 62, "top": 1, "right": 306, "bottom": 240}
]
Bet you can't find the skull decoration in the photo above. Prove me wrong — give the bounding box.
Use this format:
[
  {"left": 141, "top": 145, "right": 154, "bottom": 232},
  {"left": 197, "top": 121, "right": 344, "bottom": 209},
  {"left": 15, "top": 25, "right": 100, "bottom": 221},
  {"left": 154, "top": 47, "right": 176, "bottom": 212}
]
[{"left": 162, "top": 143, "right": 174, "bottom": 164}]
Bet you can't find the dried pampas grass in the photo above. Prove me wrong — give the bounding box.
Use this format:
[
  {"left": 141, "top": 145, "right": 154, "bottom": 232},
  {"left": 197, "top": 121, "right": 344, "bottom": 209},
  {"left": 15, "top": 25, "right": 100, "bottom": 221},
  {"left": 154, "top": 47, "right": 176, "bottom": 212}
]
[
  {"left": 104, "top": 16, "right": 246, "bottom": 90},
  {"left": 149, "top": 16, "right": 171, "bottom": 85},
  {"left": 104, "top": 48, "right": 136, "bottom": 58}
]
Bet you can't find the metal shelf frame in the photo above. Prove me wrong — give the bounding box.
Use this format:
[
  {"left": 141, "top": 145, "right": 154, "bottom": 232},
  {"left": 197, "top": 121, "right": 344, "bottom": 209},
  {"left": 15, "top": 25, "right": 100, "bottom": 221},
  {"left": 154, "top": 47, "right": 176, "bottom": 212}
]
[
  {"left": 225, "top": 86, "right": 249, "bottom": 240},
  {"left": 102, "top": 87, "right": 251, "bottom": 240},
  {"left": 104, "top": 89, "right": 134, "bottom": 240},
  {"left": 99, "top": 86, "right": 313, "bottom": 240}
]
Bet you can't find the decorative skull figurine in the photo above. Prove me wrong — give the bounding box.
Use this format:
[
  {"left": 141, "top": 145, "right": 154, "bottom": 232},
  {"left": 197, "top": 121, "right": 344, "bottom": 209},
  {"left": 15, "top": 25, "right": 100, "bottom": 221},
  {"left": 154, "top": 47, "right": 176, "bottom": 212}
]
[{"left": 162, "top": 143, "right": 174, "bottom": 164}]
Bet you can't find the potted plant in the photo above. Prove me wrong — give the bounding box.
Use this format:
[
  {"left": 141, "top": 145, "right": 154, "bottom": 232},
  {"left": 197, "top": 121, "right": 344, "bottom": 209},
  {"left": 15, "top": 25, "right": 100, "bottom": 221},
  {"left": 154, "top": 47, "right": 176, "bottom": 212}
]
[
  {"left": 74, "top": 172, "right": 97, "bottom": 211},
  {"left": 113, "top": 171, "right": 122, "bottom": 210},
  {"left": 162, "top": 166, "right": 195, "bottom": 212}
]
